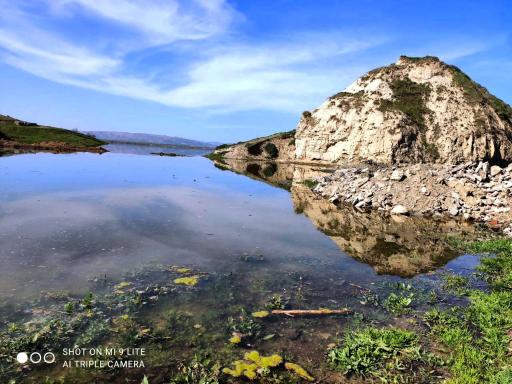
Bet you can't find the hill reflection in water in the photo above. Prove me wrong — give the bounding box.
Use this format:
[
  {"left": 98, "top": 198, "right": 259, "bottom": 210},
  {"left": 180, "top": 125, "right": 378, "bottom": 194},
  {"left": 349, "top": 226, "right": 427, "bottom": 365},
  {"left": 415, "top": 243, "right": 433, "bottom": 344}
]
[{"left": 214, "top": 158, "right": 478, "bottom": 277}]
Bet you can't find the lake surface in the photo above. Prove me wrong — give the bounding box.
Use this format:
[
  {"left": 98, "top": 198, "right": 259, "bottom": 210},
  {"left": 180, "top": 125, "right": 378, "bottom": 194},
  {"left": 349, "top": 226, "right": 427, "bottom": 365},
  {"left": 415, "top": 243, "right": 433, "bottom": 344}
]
[{"left": 0, "top": 146, "right": 482, "bottom": 383}]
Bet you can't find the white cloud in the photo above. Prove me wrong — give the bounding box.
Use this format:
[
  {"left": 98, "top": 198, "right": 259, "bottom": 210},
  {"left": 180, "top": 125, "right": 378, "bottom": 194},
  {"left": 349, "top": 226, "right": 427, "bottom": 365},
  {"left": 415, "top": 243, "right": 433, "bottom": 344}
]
[
  {"left": 53, "top": 0, "right": 235, "bottom": 45},
  {"left": 0, "top": 1, "right": 379, "bottom": 113}
]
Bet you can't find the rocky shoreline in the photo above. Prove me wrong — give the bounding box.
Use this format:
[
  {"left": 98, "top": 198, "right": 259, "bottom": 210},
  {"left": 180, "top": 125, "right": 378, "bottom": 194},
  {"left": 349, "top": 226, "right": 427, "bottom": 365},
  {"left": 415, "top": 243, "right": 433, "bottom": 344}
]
[
  {"left": 0, "top": 139, "right": 107, "bottom": 154},
  {"left": 312, "top": 161, "right": 512, "bottom": 236}
]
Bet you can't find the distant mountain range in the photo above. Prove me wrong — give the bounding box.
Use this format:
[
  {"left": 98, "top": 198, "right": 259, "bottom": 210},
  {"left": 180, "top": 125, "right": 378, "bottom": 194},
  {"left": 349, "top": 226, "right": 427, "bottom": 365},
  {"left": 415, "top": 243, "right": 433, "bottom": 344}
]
[{"left": 84, "top": 131, "right": 218, "bottom": 148}]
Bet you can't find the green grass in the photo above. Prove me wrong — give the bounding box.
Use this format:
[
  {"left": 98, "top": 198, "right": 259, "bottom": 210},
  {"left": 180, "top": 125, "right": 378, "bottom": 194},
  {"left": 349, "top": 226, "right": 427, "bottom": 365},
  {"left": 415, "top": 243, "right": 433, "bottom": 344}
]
[
  {"left": 302, "top": 179, "right": 319, "bottom": 189},
  {"left": 379, "top": 78, "right": 432, "bottom": 129},
  {"left": 205, "top": 151, "right": 228, "bottom": 163},
  {"left": 424, "top": 238, "right": 512, "bottom": 383},
  {"left": 442, "top": 274, "right": 469, "bottom": 295},
  {"left": 0, "top": 123, "right": 104, "bottom": 147},
  {"left": 329, "top": 238, "right": 512, "bottom": 383},
  {"left": 449, "top": 65, "right": 512, "bottom": 122},
  {"left": 263, "top": 142, "right": 279, "bottom": 159}
]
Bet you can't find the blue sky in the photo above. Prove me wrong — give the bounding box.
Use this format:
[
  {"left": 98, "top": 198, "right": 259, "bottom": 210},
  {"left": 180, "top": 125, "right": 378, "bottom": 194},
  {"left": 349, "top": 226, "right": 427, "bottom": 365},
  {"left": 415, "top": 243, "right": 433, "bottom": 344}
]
[{"left": 0, "top": 0, "right": 510, "bottom": 142}]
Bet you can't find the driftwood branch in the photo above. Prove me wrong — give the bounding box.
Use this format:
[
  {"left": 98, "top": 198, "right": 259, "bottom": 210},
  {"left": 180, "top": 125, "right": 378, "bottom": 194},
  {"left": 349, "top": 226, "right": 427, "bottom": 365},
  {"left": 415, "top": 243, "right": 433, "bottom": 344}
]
[{"left": 271, "top": 308, "right": 352, "bottom": 317}]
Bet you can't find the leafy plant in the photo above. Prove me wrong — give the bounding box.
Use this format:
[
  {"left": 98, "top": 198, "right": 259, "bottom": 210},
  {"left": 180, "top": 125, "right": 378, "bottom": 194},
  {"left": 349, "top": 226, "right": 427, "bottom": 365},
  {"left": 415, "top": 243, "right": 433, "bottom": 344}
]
[
  {"left": 383, "top": 292, "right": 414, "bottom": 314},
  {"left": 265, "top": 294, "right": 289, "bottom": 310},
  {"left": 328, "top": 327, "right": 428, "bottom": 378},
  {"left": 228, "top": 310, "right": 262, "bottom": 341},
  {"left": 170, "top": 355, "right": 221, "bottom": 384}
]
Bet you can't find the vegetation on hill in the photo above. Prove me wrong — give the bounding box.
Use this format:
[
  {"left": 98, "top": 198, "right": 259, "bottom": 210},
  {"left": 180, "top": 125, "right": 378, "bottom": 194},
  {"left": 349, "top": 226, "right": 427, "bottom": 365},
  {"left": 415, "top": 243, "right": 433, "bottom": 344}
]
[
  {"left": 0, "top": 115, "right": 105, "bottom": 148},
  {"left": 448, "top": 66, "right": 512, "bottom": 123},
  {"left": 379, "top": 78, "right": 432, "bottom": 129}
]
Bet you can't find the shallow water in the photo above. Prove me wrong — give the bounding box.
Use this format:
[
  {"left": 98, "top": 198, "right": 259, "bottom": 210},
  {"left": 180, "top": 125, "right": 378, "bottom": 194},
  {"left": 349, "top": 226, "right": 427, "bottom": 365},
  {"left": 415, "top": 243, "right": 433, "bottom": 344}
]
[{"left": 0, "top": 148, "right": 483, "bottom": 383}]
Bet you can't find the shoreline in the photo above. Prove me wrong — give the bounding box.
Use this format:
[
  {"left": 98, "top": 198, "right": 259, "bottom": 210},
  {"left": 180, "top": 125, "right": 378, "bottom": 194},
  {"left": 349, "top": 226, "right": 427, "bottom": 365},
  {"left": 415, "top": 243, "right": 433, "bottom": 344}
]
[
  {"left": 311, "top": 160, "right": 512, "bottom": 237},
  {"left": 0, "top": 139, "right": 107, "bottom": 154}
]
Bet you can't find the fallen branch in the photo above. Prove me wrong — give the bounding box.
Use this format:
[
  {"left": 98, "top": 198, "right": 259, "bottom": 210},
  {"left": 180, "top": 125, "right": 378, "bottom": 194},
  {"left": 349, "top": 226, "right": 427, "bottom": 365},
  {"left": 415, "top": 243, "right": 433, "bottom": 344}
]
[{"left": 271, "top": 308, "right": 351, "bottom": 317}]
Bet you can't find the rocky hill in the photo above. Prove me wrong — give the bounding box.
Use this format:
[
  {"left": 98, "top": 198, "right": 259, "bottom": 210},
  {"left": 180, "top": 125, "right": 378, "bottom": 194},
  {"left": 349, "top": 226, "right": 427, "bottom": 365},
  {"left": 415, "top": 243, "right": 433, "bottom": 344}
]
[
  {"left": 298, "top": 56, "right": 512, "bottom": 165},
  {"left": 212, "top": 56, "right": 512, "bottom": 166}
]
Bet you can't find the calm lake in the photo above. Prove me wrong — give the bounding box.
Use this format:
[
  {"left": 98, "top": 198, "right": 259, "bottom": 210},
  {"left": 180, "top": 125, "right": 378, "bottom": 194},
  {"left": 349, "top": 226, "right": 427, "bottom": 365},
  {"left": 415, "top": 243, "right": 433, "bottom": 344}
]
[{"left": 0, "top": 146, "right": 482, "bottom": 383}]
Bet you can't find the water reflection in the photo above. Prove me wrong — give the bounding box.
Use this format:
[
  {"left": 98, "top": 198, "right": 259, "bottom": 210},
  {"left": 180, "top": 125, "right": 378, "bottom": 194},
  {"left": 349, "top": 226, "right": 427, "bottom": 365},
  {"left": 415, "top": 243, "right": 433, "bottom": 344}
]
[
  {"left": 0, "top": 152, "right": 378, "bottom": 301},
  {"left": 213, "top": 158, "right": 478, "bottom": 277},
  {"left": 105, "top": 143, "right": 212, "bottom": 156}
]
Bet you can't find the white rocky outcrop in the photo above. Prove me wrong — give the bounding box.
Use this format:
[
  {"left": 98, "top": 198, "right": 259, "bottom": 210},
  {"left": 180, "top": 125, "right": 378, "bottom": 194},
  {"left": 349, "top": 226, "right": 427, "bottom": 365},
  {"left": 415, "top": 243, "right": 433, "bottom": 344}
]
[{"left": 295, "top": 56, "right": 512, "bottom": 165}]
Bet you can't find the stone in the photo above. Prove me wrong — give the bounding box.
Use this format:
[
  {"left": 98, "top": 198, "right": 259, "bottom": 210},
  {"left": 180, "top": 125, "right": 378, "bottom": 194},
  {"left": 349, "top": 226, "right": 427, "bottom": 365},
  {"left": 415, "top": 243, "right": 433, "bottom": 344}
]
[
  {"left": 490, "top": 165, "right": 502, "bottom": 177},
  {"left": 420, "top": 186, "right": 430, "bottom": 196},
  {"left": 448, "top": 205, "right": 460, "bottom": 216},
  {"left": 391, "top": 205, "right": 409, "bottom": 215},
  {"left": 390, "top": 170, "right": 405, "bottom": 181}
]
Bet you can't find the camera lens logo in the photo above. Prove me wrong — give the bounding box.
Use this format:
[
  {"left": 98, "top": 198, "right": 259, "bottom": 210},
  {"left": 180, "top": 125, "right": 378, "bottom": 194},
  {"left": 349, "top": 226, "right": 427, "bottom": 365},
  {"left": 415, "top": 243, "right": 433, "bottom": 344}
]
[
  {"left": 16, "top": 352, "right": 55, "bottom": 364},
  {"left": 16, "top": 352, "right": 28, "bottom": 364}
]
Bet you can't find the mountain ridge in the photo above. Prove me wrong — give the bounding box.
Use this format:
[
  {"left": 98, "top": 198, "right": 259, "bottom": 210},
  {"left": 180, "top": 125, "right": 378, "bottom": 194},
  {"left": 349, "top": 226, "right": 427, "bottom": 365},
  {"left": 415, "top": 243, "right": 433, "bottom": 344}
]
[{"left": 85, "top": 131, "right": 217, "bottom": 148}]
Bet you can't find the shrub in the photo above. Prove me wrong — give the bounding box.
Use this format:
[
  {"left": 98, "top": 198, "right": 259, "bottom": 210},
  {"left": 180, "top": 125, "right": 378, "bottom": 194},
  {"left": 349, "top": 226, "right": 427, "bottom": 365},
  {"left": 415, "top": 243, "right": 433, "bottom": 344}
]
[{"left": 263, "top": 143, "right": 279, "bottom": 159}]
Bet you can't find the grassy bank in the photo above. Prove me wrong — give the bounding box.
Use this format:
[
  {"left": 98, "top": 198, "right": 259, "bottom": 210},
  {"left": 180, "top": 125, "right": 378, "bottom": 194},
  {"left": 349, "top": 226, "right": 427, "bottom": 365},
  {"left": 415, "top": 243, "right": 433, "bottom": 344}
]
[
  {"left": 0, "top": 116, "right": 104, "bottom": 147},
  {"left": 327, "top": 237, "right": 512, "bottom": 383}
]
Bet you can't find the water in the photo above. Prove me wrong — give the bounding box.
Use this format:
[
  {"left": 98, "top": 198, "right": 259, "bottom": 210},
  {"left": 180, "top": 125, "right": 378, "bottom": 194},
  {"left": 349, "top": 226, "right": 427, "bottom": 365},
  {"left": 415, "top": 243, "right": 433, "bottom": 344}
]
[
  {"left": 0, "top": 147, "right": 482, "bottom": 383},
  {"left": 104, "top": 143, "right": 212, "bottom": 156}
]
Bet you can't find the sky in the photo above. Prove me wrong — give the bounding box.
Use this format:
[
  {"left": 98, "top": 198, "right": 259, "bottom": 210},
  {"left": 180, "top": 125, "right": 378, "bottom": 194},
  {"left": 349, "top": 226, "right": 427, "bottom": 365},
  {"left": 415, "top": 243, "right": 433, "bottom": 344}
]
[{"left": 0, "top": 1, "right": 510, "bottom": 142}]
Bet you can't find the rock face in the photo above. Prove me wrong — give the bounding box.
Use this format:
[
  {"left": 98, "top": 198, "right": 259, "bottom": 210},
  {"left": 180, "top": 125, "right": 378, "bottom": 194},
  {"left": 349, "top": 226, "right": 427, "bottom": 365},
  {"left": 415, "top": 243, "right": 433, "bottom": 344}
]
[
  {"left": 209, "top": 130, "right": 295, "bottom": 162},
  {"left": 295, "top": 56, "right": 512, "bottom": 165}
]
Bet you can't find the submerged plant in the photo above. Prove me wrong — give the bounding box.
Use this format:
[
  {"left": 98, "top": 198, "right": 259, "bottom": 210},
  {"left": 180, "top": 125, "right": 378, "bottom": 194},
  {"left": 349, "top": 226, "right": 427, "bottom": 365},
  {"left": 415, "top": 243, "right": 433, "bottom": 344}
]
[
  {"left": 265, "top": 294, "right": 289, "bottom": 310},
  {"left": 442, "top": 273, "right": 470, "bottom": 294},
  {"left": 228, "top": 310, "right": 262, "bottom": 341},
  {"left": 383, "top": 292, "right": 414, "bottom": 314},
  {"left": 171, "top": 354, "right": 221, "bottom": 384}
]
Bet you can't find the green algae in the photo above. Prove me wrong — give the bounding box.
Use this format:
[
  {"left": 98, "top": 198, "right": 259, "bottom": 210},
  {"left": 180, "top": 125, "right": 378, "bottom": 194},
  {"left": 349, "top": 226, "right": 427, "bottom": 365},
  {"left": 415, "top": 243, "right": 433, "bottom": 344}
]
[
  {"left": 174, "top": 276, "right": 200, "bottom": 286},
  {"left": 285, "top": 362, "right": 314, "bottom": 381},
  {"left": 251, "top": 310, "right": 269, "bottom": 318},
  {"left": 228, "top": 334, "right": 241, "bottom": 344},
  {"left": 223, "top": 351, "right": 283, "bottom": 380}
]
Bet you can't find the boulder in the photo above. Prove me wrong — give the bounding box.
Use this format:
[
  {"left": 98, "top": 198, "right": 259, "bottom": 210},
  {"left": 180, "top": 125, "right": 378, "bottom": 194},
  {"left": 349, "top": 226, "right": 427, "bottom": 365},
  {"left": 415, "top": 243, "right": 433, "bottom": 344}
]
[
  {"left": 390, "top": 170, "right": 405, "bottom": 181},
  {"left": 391, "top": 205, "right": 409, "bottom": 215}
]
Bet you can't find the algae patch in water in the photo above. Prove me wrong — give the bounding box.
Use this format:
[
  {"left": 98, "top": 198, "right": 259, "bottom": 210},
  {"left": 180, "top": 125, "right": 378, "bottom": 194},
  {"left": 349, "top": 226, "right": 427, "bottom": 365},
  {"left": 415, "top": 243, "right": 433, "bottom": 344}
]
[
  {"left": 229, "top": 334, "right": 242, "bottom": 344},
  {"left": 223, "top": 351, "right": 283, "bottom": 379},
  {"left": 251, "top": 310, "right": 269, "bottom": 318},
  {"left": 174, "top": 276, "right": 200, "bottom": 286},
  {"left": 285, "top": 362, "right": 314, "bottom": 381},
  {"left": 171, "top": 266, "right": 192, "bottom": 274}
]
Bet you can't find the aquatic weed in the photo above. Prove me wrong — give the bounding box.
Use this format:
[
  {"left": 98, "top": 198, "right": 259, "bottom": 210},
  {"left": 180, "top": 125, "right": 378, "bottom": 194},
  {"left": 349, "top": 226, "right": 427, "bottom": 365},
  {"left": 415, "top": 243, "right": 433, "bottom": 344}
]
[
  {"left": 170, "top": 354, "right": 221, "bottom": 384},
  {"left": 442, "top": 274, "right": 470, "bottom": 294},
  {"left": 383, "top": 292, "right": 414, "bottom": 314}
]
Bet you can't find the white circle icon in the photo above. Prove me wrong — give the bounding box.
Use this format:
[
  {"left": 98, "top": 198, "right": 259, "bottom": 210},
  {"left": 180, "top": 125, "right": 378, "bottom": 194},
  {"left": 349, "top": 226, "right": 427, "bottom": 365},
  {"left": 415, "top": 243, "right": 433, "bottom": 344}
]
[
  {"left": 30, "top": 352, "right": 42, "bottom": 364},
  {"left": 16, "top": 352, "right": 29, "bottom": 364},
  {"left": 44, "top": 352, "right": 56, "bottom": 364}
]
